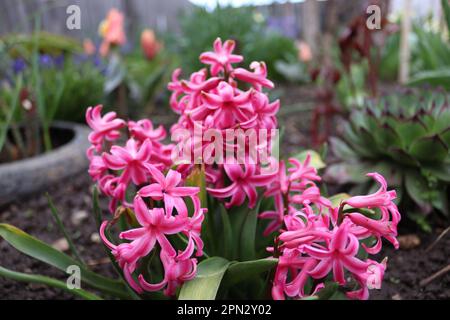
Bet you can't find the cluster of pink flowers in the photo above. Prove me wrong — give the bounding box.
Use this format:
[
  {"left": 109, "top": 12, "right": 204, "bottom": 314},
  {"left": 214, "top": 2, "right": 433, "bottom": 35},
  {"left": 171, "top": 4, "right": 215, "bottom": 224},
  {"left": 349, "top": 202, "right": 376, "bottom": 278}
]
[
  {"left": 268, "top": 168, "right": 400, "bottom": 300},
  {"left": 86, "top": 37, "right": 401, "bottom": 299},
  {"left": 86, "top": 105, "right": 205, "bottom": 296},
  {"left": 168, "top": 37, "right": 280, "bottom": 208}
]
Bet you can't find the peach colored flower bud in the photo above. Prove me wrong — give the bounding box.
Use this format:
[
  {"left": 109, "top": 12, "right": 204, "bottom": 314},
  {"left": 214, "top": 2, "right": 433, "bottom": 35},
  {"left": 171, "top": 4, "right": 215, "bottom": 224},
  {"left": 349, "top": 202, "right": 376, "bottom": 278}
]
[{"left": 141, "top": 29, "right": 162, "bottom": 60}]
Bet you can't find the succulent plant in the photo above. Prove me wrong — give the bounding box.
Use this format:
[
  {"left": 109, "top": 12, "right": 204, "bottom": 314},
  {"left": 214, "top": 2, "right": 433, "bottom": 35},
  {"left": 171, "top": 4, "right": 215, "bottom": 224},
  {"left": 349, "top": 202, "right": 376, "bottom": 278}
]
[{"left": 326, "top": 88, "right": 450, "bottom": 225}]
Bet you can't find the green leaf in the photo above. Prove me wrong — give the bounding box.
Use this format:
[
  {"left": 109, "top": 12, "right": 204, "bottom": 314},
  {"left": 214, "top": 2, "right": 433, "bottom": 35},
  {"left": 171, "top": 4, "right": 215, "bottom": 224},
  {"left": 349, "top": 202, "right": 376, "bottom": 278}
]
[
  {"left": 92, "top": 187, "right": 103, "bottom": 227},
  {"left": 409, "top": 212, "right": 432, "bottom": 233},
  {"left": 442, "top": 0, "right": 450, "bottom": 33},
  {"left": 329, "top": 137, "right": 356, "bottom": 159},
  {"left": 292, "top": 150, "right": 326, "bottom": 170},
  {"left": 239, "top": 200, "right": 262, "bottom": 261},
  {"left": 0, "top": 74, "right": 22, "bottom": 152},
  {"left": 46, "top": 74, "right": 65, "bottom": 123},
  {"left": 142, "top": 65, "right": 167, "bottom": 102},
  {"left": 387, "top": 147, "right": 419, "bottom": 167},
  {"left": 432, "top": 187, "right": 449, "bottom": 215},
  {"left": 404, "top": 173, "right": 433, "bottom": 212},
  {"left": 185, "top": 164, "right": 208, "bottom": 209},
  {"left": 328, "top": 193, "right": 350, "bottom": 208},
  {"left": 219, "top": 204, "right": 233, "bottom": 259},
  {"left": 104, "top": 54, "right": 126, "bottom": 95},
  {"left": 372, "top": 124, "right": 402, "bottom": 153},
  {"left": 178, "top": 257, "right": 230, "bottom": 300},
  {"left": 300, "top": 295, "right": 320, "bottom": 300},
  {"left": 343, "top": 123, "right": 377, "bottom": 157},
  {"left": 0, "top": 266, "right": 102, "bottom": 300},
  {"left": 317, "top": 282, "right": 339, "bottom": 300},
  {"left": 228, "top": 204, "right": 249, "bottom": 260},
  {"left": 440, "top": 128, "right": 450, "bottom": 147},
  {"left": 0, "top": 223, "right": 130, "bottom": 299},
  {"left": 409, "top": 135, "right": 448, "bottom": 163},
  {"left": 221, "top": 258, "right": 277, "bottom": 289},
  {"left": 408, "top": 69, "right": 450, "bottom": 89},
  {"left": 394, "top": 121, "right": 427, "bottom": 148},
  {"left": 423, "top": 162, "right": 450, "bottom": 182},
  {"left": 324, "top": 162, "right": 371, "bottom": 184}
]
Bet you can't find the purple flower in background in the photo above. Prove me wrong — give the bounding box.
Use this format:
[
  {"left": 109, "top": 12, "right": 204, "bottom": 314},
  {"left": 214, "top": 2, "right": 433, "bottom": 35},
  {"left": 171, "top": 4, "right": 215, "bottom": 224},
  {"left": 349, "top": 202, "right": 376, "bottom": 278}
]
[
  {"left": 39, "top": 54, "right": 53, "bottom": 68},
  {"left": 53, "top": 54, "right": 65, "bottom": 68},
  {"left": 12, "top": 58, "right": 26, "bottom": 74}
]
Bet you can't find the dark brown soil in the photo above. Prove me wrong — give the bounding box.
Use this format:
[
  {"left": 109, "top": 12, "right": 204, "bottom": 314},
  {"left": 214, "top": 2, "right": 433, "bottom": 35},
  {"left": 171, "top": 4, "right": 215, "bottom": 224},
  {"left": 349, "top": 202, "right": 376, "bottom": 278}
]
[
  {"left": 371, "top": 230, "right": 450, "bottom": 300},
  {"left": 0, "top": 173, "right": 117, "bottom": 300}
]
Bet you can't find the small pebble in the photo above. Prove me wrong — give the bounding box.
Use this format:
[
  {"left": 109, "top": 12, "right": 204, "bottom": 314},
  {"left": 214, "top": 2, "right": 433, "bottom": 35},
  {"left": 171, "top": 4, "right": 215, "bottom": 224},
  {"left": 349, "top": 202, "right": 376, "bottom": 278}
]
[
  {"left": 398, "top": 234, "right": 421, "bottom": 250},
  {"left": 71, "top": 210, "right": 88, "bottom": 226},
  {"left": 392, "top": 293, "right": 402, "bottom": 300},
  {"left": 51, "top": 238, "right": 69, "bottom": 252},
  {"left": 90, "top": 232, "right": 101, "bottom": 244}
]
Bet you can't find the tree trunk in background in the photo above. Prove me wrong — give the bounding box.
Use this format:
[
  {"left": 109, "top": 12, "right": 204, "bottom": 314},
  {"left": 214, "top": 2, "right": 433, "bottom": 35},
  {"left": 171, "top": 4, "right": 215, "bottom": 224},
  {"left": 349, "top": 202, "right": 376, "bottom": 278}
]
[
  {"left": 399, "top": 0, "right": 412, "bottom": 84},
  {"left": 302, "top": 0, "right": 320, "bottom": 56}
]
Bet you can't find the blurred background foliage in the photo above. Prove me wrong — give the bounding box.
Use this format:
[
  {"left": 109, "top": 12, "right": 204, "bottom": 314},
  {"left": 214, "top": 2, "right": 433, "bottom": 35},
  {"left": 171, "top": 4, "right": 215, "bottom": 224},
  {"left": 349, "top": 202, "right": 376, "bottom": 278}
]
[{"left": 174, "top": 6, "right": 299, "bottom": 81}]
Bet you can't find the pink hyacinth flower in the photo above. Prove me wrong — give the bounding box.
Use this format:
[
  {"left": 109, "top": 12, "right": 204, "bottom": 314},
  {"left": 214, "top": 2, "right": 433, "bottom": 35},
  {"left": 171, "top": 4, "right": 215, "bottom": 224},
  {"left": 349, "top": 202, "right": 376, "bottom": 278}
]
[
  {"left": 271, "top": 248, "right": 319, "bottom": 300},
  {"left": 347, "top": 259, "right": 387, "bottom": 300},
  {"left": 178, "top": 195, "right": 205, "bottom": 260},
  {"left": 86, "top": 105, "right": 125, "bottom": 149},
  {"left": 207, "top": 162, "right": 276, "bottom": 209},
  {"left": 290, "top": 186, "right": 332, "bottom": 211},
  {"left": 99, "top": 196, "right": 190, "bottom": 292},
  {"left": 128, "top": 119, "right": 173, "bottom": 168},
  {"left": 345, "top": 172, "right": 401, "bottom": 228},
  {"left": 288, "top": 154, "right": 322, "bottom": 185},
  {"left": 232, "top": 61, "right": 274, "bottom": 90},
  {"left": 197, "top": 81, "right": 253, "bottom": 128},
  {"left": 88, "top": 154, "right": 107, "bottom": 181},
  {"left": 138, "top": 165, "right": 200, "bottom": 217},
  {"left": 128, "top": 119, "right": 166, "bottom": 143},
  {"left": 139, "top": 250, "right": 197, "bottom": 296},
  {"left": 345, "top": 172, "right": 397, "bottom": 208},
  {"left": 347, "top": 210, "right": 399, "bottom": 254},
  {"left": 199, "top": 37, "right": 243, "bottom": 76},
  {"left": 98, "top": 175, "right": 127, "bottom": 213},
  {"left": 240, "top": 91, "right": 279, "bottom": 130},
  {"left": 305, "top": 219, "right": 368, "bottom": 286},
  {"left": 102, "top": 138, "right": 153, "bottom": 185},
  {"left": 167, "top": 68, "right": 185, "bottom": 113}
]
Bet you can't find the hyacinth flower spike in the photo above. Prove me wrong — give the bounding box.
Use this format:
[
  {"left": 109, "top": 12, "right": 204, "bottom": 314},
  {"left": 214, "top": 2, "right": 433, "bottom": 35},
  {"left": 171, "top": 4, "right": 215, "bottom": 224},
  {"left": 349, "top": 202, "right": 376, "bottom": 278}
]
[
  {"left": 199, "top": 37, "right": 243, "bottom": 76},
  {"left": 85, "top": 105, "right": 125, "bottom": 149}
]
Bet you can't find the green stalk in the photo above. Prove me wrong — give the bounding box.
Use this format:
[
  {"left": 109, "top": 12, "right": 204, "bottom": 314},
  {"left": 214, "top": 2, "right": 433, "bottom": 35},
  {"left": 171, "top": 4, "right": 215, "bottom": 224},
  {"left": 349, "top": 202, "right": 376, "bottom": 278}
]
[
  {"left": 31, "top": 16, "right": 52, "bottom": 152},
  {"left": 0, "top": 75, "right": 23, "bottom": 156},
  {"left": 46, "top": 194, "right": 85, "bottom": 264}
]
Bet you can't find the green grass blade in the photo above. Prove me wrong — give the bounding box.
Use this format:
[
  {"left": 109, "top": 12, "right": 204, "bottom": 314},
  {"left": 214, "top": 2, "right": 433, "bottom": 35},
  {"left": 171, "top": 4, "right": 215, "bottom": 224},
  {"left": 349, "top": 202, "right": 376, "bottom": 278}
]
[
  {"left": 46, "top": 193, "right": 85, "bottom": 264},
  {"left": 0, "top": 75, "right": 22, "bottom": 152},
  {"left": 0, "top": 266, "right": 102, "bottom": 300},
  {"left": 0, "top": 223, "right": 130, "bottom": 299}
]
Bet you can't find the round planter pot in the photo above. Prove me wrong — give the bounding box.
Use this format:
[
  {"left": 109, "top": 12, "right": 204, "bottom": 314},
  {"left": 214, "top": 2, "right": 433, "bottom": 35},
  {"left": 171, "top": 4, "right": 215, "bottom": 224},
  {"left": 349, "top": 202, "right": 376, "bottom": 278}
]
[{"left": 0, "top": 121, "right": 90, "bottom": 206}]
